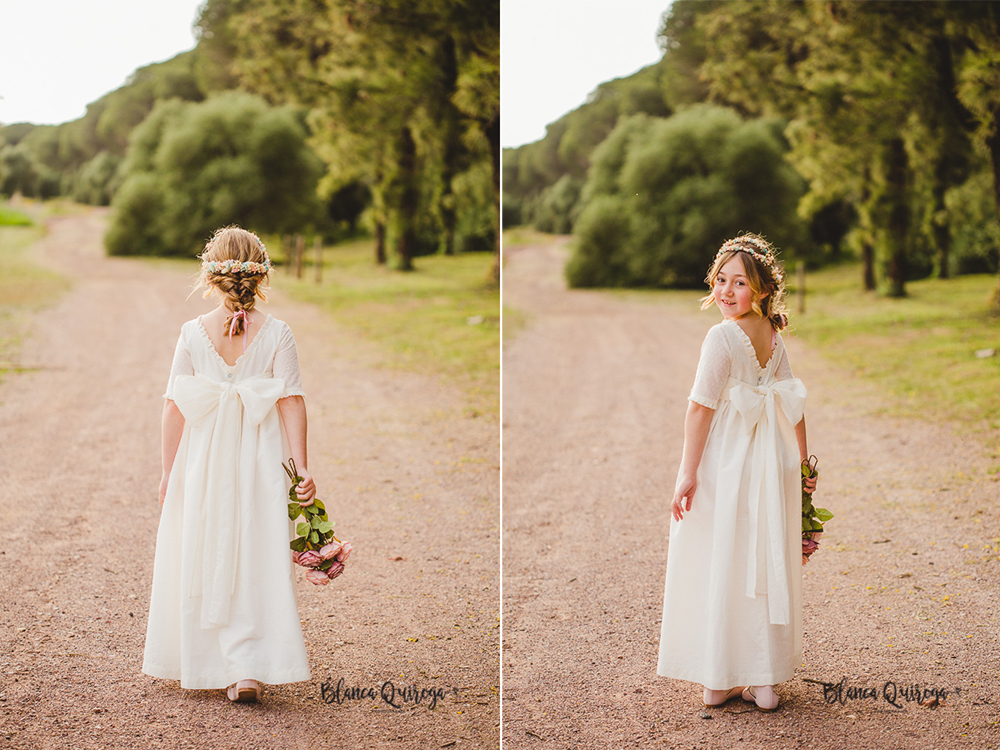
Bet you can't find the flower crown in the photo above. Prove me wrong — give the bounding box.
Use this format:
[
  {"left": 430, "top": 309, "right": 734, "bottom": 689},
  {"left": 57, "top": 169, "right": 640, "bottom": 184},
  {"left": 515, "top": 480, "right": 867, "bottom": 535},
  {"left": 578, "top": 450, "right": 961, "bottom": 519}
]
[
  {"left": 715, "top": 236, "right": 782, "bottom": 281},
  {"left": 201, "top": 230, "right": 271, "bottom": 275},
  {"left": 202, "top": 258, "right": 272, "bottom": 275}
]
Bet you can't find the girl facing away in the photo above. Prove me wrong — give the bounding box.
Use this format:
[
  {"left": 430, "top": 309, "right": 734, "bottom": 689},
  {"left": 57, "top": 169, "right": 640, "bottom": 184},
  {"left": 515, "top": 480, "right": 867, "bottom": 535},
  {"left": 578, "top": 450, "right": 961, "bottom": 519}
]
[
  {"left": 657, "top": 234, "right": 818, "bottom": 712},
  {"left": 143, "top": 226, "right": 317, "bottom": 703}
]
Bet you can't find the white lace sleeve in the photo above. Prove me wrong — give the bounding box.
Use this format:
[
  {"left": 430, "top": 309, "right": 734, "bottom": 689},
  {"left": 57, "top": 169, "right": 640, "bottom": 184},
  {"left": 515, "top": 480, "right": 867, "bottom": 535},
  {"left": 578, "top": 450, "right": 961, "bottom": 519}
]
[
  {"left": 273, "top": 322, "right": 306, "bottom": 398},
  {"left": 688, "top": 325, "right": 732, "bottom": 409},
  {"left": 163, "top": 328, "right": 193, "bottom": 400},
  {"left": 774, "top": 341, "right": 795, "bottom": 381}
]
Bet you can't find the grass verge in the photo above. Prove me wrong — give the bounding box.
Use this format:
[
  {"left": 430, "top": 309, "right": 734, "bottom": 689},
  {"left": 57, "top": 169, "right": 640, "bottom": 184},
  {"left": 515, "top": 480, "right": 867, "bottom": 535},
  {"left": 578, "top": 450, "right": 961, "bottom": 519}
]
[
  {"left": 787, "top": 263, "right": 1000, "bottom": 446},
  {"left": 271, "top": 238, "right": 499, "bottom": 418},
  {"left": 0, "top": 210, "right": 71, "bottom": 377}
]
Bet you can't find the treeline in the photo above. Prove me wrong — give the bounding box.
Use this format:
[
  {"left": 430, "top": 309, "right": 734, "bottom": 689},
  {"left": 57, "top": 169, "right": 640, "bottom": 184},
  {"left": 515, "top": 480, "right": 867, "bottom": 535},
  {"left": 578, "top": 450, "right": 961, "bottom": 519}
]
[
  {"left": 1, "top": 0, "right": 499, "bottom": 274},
  {"left": 503, "top": 1, "right": 1000, "bottom": 298}
]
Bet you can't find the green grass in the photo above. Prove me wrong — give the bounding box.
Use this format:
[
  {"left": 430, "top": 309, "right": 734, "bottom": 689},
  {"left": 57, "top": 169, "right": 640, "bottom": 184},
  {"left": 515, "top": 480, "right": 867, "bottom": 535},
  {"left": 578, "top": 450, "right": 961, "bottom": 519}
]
[
  {"left": 0, "top": 206, "right": 33, "bottom": 226},
  {"left": 787, "top": 263, "right": 1000, "bottom": 441},
  {"left": 0, "top": 218, "right": 71, "bottom": 376},
  {"left": 270, "top": 238, "right": 499, "bottom": 417}
]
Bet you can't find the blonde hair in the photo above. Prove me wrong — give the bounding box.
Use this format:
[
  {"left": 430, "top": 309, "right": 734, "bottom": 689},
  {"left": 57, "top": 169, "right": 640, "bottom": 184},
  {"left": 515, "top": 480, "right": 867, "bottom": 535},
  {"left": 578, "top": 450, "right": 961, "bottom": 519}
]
[
  {"left": 196, "top": 226, "right": 270, "bottom": 335},
  {"left": 699, "top": 233, "right": 788, "bottom": 331}
]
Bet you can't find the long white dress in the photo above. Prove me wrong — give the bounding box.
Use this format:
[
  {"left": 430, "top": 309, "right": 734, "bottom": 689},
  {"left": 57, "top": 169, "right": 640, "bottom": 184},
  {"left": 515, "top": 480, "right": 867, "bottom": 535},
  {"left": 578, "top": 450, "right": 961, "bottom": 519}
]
[
  {"left": 142, "top": 313, "right": 311, "bottom": 689},
  {"left": 657, "top": 319, "right": 806, "bottom": 690}
]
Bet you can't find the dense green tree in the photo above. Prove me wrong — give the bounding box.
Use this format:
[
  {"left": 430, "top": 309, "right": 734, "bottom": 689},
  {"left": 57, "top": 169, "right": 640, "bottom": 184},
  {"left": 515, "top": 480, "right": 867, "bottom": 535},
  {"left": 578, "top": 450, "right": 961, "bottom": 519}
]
[
  {"left": 106, "top": 93, "right": 322, "bottom": 257},
  {"left": 690, "top": 0, "right": 993, "bottom": 296},
  {"left": 199, "top": 0, "right": 498, "bottom": 273},
  {"left": 567, "top": 105, "right": 805, "bottom": 288}
]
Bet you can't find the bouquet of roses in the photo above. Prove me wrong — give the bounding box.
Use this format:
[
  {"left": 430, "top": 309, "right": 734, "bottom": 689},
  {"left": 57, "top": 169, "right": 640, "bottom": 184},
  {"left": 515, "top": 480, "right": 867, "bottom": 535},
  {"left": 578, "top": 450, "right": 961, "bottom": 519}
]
[
  {"left": 801, "top": 455, "right": 832, "bottom": 565},
  {"left": 284, "top": 459, "right": 352, "bottom": 585}
]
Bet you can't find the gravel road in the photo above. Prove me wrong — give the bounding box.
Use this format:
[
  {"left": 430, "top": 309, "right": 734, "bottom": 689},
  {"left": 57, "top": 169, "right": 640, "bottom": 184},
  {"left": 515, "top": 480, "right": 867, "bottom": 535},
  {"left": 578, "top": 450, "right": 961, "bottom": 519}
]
[
  {"left": 501, "top": 238, "right": 999, "bottom": 750},
  {"left": 0, "top": 210, "right": 499, "bottom": 750}
]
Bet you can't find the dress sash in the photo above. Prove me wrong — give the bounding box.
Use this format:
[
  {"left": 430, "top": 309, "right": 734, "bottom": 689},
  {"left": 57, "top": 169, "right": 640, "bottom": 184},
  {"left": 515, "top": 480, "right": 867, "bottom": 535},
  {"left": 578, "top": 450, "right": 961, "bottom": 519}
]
[
  {"left": 170, "top": 374, "right": 286, "bottom": 628},
  {"left": 723, "top": 376, "right": 806, "bottom": 625}
]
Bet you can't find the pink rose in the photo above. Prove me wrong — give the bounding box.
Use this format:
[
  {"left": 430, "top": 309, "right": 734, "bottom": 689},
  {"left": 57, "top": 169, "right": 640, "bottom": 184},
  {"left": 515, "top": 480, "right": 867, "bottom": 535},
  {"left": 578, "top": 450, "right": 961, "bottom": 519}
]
[
  {"left": 802, "top": 538, "right": 820, "bottom": 555},
  {"left": 305, "top": 568, "right": 330, "bottom": 586},
  {"left": 293, "top": 550, "right": 323, "bottom": 568},
  {"left": 334, "top": 541, "right": 353, "bottom": 563},
  {"left": 326, "top": 561, "right": 345, "bottom": 580},
  {"left": 319, "top": 541, "right": 343, "bottom": 561}
]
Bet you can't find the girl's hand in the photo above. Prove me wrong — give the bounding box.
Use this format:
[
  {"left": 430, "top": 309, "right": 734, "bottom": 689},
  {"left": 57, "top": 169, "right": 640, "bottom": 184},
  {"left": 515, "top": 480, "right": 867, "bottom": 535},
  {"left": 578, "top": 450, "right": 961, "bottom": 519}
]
[
  {"left": 671, "top": 473, "right": 697, "bottom": 522},
  {"left": 801, "top": 455, "right": 818, "bottom": 494},
  {"left": 295, "top": 468, "right": 317, "bottom": 502},
  {"left": 158, "top": 473, "right": 169, "bottom": 506}
]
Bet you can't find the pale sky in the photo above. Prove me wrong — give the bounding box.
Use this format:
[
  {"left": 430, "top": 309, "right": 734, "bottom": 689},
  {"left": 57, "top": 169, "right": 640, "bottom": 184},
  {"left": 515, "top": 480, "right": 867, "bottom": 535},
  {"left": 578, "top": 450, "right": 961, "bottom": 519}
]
[
  {"left": 0, "top": 0, "right": 206, "bottom": 126},
  {"left": 501, "top": 0, "right": 673, "bottom": 148}
]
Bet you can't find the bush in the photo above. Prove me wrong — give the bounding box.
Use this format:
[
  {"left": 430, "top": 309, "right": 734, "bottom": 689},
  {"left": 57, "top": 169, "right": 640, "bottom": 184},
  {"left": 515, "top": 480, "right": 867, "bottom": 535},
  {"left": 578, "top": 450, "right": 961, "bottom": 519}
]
[
  {"left": 106, "top": 93, "right": 323, "bottom": 257},
  {"left": 568, "top": 105, "right": 806, "bottom": 287},
  {"left": 945, "top": 170, "right": 1000, "bottom": 275}
]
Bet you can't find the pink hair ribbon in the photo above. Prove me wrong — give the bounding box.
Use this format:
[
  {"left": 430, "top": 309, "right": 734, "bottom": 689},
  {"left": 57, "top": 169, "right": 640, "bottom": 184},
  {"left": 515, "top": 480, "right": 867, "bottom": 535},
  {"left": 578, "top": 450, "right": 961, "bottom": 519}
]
[{"left": 228, "top": 310, "right": 253, "bottom": 353}]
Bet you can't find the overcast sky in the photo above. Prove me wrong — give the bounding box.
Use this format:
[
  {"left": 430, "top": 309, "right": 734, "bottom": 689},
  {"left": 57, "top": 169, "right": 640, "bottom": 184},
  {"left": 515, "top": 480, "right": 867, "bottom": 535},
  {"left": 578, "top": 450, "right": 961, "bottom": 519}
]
[
  {"left": 501, "top": 0, "right": 672, "bottom": 148},
  {"left": 0, "top": 0, "right": 205, "bottom": 126}
]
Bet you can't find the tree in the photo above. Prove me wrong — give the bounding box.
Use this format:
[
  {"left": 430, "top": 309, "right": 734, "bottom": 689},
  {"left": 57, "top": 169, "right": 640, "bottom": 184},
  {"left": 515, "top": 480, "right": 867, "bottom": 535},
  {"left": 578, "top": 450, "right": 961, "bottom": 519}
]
[
  {"left": 567, "top": 105, "right": 805, "bottom": 288},
  {"left": 106, "top": 93, "right": 323, "bottom": 257},
  {"left": 688, "top": 1, "right": 992, "bottom": 296},
  {"left": 199, "top": 0, "right": 498, "bottom": 274}
]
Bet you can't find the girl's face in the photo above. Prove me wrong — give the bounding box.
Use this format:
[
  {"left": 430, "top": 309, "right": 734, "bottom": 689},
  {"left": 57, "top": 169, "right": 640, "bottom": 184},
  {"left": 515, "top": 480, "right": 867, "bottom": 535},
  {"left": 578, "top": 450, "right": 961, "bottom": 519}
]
[{"left": 712, "top": 254, "right": 761, "bottom": 320}]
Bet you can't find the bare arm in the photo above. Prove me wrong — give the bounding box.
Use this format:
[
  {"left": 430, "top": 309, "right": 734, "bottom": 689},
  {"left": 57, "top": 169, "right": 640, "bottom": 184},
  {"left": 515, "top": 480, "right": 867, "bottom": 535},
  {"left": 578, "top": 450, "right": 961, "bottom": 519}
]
[
  {"left": 159, "top": 400, "right": 185, "bottom": 505},
  {"left": 670, "top": 401, "right": 715, "bottom": 521},
  {"left": 277, "top": 395, "right": 316, "bottom": 501},
  {"left": 795, "top": 415, "right": 817, "bottom": 494}
]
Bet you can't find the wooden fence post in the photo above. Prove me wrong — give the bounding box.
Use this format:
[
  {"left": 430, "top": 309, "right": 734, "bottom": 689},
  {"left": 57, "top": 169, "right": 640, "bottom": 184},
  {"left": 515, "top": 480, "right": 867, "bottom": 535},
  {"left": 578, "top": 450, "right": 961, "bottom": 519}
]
[
  {"left": 797, "top": 261, "right": 806, "bottom": 314},
  {"left": 314, "top": 237, "right": 323, "bottom": 284}
]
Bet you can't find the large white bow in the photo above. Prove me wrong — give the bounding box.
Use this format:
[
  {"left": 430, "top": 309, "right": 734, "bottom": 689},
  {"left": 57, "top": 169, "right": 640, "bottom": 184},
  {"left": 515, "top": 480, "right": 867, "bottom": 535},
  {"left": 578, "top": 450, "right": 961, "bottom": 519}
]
[
  {"left": 171, "top": 374, "right": 286, "bottom": 628},
  {"left": 728, "top": 376, "right": 806, "bottom": 626}
]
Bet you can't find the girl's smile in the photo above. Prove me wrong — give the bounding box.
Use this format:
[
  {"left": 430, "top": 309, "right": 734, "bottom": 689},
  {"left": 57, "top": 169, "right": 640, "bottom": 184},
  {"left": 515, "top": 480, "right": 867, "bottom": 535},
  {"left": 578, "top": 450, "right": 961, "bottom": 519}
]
[{"left": 713, "top": 255, "right": 755, "bottom": 319}]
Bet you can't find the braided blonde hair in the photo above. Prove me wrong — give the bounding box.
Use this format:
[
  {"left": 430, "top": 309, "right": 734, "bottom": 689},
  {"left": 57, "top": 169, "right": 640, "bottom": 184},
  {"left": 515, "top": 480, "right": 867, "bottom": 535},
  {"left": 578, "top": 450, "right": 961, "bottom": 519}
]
[{"left": 196, "top": 226, "right": 270, "bottom": 335}]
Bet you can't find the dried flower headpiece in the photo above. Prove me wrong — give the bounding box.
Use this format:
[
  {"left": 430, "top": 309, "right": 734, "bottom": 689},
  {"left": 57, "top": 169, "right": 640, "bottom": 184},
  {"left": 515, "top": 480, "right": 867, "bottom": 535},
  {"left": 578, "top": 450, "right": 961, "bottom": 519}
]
[
  {"left": 714, "top": 236, "right": 782, "bottom": 282},
  {"left": 201, "top": 229, "right": 272, "bottom": 276},
  {"left": 202, "top": 258, "right": 272, "bottom": 275}
]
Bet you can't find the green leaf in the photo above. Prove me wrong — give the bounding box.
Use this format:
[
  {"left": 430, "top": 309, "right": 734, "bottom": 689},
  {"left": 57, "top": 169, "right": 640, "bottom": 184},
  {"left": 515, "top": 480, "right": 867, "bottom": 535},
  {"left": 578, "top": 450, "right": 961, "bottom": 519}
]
[
  {"left": 310, "top": 516, "right": 323, "bottom": 529},
  {"left": 317, "top": 520, "right": 334, "bottom": 534},
  {"left": 802, "top": 517, "right": 812, "bottom": 532},
  {"left": 296, "top": 522, "right": 311, "bottom": 537},
  {"left": 288, "top": 503, "right": 302, "bottom": 520},
  {"left": 290, "top": 537, "right": 307, "bottom": 552},
  {"left": 309, "top": 530, "right": 319, "bottom": 544},
  {"left": 313, "top": 498, "right": 326, "bottom": 512},
  {"left": 815, "top": 507, "right": 834, "bottom": 522},
  {"left": 810, "top": 519, "right": 824, "bottom": 531}
]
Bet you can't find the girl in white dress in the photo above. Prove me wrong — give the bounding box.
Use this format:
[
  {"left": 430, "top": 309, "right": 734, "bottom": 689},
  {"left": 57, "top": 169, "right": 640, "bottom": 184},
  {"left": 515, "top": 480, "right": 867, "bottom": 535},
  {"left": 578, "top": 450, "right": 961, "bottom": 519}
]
[
  {"left": 143, "top": 226, "right": 315, "bottom": 703},
  {"left": 657, "top": 234, "right": 818, "bottom": 712}
]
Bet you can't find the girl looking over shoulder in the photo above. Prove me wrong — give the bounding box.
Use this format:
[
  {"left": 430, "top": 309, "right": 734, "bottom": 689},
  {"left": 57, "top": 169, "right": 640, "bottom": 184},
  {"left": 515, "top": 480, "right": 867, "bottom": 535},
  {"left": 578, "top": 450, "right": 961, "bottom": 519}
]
[{"left": 657, "top": 234, "right": 818, "bottom": 712}]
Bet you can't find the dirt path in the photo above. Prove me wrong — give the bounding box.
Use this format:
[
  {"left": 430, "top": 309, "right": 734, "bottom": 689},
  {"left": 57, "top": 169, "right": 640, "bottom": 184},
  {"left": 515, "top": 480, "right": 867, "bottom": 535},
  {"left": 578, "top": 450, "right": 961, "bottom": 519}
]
[
  {"left": 0, "top": 211, "right": 499, "bottom": 750},
  {"left": 501, "top": 239, "right": 1000, "bottom": 750}
]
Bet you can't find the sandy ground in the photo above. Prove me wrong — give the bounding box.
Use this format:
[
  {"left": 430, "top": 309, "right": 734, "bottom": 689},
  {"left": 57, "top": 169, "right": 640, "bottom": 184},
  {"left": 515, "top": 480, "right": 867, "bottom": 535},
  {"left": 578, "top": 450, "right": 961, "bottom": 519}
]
[
  {"left": 0, "top": 211, "right": 499, "bottom": 750},
  {"left": 501, "top": 239, "right": 1000, "bottom": 750}
]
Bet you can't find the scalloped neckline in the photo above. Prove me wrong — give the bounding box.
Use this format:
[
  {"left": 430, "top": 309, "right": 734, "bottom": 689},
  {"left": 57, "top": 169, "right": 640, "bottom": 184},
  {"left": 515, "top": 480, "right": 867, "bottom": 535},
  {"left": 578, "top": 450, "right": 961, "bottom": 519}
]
[
  {"left": 724, "top": 318, "right": 778, "bottom": 371},
  {"left": 195, "top": 313, "right": 273, "bottom": 369}
]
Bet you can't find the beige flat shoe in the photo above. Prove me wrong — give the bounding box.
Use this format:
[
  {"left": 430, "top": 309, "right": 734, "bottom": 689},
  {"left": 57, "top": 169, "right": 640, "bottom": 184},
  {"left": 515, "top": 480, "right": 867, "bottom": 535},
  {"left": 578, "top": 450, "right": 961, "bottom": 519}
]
[
  {"left": 742, "top": 685, "right": 779, "bottom": 712},
  {"left": 703, "top": 686, "right": 745, "bottom": 707},
  {"left": 227, "top": 679, "right": 260, "bottom": 703}
]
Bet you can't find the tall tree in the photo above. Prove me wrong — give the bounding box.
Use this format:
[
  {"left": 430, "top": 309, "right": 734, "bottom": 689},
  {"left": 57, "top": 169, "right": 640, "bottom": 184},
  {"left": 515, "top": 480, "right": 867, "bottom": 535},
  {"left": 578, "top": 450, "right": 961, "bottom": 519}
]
[{"left": 199, "top": 0, "right": 498, "bottom": 274}]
